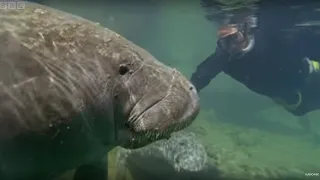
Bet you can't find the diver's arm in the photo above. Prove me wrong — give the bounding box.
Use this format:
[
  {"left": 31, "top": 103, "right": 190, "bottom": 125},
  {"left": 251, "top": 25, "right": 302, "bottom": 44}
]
[
  {"left": 191, "top": 16, "right": 257, "bottom": 92},
  {"left": 190, "top": 48, "right": 228, "bottom": 92}
]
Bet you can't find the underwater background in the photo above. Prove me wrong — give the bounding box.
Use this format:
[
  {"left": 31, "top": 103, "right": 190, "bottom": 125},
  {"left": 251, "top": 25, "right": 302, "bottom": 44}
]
[{"left": 33, "top": 0, "right": 320, "bottom": 179}]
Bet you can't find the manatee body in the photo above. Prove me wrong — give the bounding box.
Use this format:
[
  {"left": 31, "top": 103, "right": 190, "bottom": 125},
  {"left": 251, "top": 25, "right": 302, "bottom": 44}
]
[{"left": 0, "top": 2, "right": 200, "bottom": 180}]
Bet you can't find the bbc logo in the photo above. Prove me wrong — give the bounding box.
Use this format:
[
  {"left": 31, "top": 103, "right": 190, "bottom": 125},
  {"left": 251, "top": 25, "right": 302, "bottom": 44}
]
[{"left": 0, "top": 1, "right": 25, "bottom": 9}]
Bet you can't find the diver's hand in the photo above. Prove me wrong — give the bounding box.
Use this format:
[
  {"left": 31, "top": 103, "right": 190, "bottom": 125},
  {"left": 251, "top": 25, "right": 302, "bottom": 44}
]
[{"left": 190, "top": 51, "right": 227, "bottom": 92}]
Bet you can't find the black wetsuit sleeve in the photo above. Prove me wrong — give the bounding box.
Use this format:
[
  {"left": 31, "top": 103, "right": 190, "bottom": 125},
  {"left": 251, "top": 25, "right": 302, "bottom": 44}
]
[{"left": 190, "top": 48, "right": 229, "bottom": 92}]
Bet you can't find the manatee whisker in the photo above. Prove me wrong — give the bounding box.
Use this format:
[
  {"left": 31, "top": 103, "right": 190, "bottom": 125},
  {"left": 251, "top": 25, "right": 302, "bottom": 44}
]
[
  {"left": 164, "top": 68, "right": 177, "bottom": 98},
  {"left": 50, "top": 128, "right": 60, "bottom": 139},
  {"left": 12, "top": 77, "right": 37, "bottom": 89}
]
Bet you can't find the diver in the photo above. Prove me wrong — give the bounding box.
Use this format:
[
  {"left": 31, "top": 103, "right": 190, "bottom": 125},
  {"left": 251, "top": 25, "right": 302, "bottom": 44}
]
[{"left": 190, "top": 12, "right": 320, "bottom": 131}]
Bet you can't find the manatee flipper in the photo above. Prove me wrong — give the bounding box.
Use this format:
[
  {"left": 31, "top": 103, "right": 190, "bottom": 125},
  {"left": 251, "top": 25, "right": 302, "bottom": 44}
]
[{"left": 73, "top": 157, "right": 107, "bottom": 180}]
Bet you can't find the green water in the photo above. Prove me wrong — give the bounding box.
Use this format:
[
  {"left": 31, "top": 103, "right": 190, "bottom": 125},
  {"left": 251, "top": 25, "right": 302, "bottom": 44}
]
[{"left": 41, "top": 0, "right": 320, "bottom": 179}]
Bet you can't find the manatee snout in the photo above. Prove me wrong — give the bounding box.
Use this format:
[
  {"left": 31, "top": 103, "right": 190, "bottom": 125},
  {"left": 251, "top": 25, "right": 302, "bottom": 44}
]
[
  {"left": 131, "top": 69, "right": 199, "bottom": 132},
  {"left": 118, "top": 65, "right": 200, "bottom": 148}
]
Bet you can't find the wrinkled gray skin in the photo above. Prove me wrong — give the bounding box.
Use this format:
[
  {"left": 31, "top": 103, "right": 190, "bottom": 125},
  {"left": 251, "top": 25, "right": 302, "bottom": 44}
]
[
  {"left": 0, "top": 2, "right": 199, "bottom": 180},
  {"left": 116, "top": 131, "right": 208, "bottom": 179}
]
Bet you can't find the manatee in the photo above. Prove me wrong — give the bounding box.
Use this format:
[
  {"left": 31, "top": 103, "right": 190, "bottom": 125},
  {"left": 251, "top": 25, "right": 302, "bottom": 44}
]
[{"left": 0, "top": 2, "right": 200, "bottom": 180}]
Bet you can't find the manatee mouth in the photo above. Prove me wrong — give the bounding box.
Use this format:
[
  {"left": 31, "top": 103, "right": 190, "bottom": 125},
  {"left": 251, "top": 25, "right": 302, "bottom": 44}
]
[
  {"left": 129, "top": 99, "right": 194, "bottom": 135},
  {"left": 123, "top": 104, "right": 196, "bottom": 149},
  {"left": 120, "top": 97, "right": 169, "bottom": 149}
]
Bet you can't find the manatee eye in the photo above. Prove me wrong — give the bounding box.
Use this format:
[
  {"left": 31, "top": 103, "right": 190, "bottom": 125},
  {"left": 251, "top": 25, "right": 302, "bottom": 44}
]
[{"left": 119, "top": 64, "right": 129, "bottom": 75}]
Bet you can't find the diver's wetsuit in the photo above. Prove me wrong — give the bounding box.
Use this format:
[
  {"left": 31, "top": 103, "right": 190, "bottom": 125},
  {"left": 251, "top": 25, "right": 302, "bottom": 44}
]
[
  {"left": 191, "top": 38, "right": 312, "bottom": 115},
  {"left": 191, "top": 2, "right": 320, "bottom": 116}
]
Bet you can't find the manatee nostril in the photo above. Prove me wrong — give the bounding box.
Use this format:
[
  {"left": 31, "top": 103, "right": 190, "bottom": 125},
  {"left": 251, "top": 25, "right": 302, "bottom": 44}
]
[
  {"left": 119, "top": 64, "right": 129, "bottom": 75},
  {"left": 189, "top": 86, "right": 194, "bottom": 91}
]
